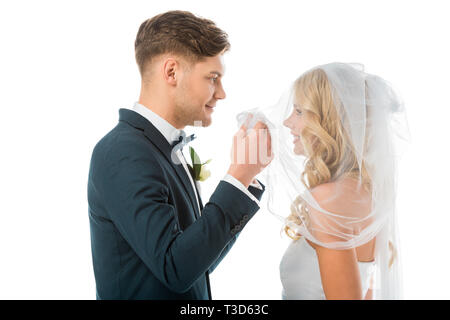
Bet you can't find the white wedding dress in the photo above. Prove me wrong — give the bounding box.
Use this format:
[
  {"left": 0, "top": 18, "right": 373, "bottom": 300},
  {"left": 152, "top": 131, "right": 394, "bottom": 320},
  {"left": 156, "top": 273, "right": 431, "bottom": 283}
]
[{"left": 280, "top": 237, "right": 376, "bottom": 300}]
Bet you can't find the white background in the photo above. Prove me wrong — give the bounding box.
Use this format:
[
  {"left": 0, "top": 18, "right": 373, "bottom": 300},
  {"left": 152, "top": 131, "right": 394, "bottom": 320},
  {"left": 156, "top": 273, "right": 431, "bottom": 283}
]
[{"left": 1, "top": 0, "right": 449, "bottom": 299}]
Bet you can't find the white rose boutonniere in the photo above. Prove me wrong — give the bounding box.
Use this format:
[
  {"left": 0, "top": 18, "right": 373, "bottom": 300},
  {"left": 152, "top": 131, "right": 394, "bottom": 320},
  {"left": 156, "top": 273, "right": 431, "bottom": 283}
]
[{"left": 188, "top": 146, "right": 212, "bottom": 182}]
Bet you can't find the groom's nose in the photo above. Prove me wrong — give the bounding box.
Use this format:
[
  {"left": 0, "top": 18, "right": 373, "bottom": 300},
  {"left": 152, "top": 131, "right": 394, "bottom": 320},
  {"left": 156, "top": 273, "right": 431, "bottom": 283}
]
[{"left": 214, "top": 83, "right": 226, "bottom": 100}]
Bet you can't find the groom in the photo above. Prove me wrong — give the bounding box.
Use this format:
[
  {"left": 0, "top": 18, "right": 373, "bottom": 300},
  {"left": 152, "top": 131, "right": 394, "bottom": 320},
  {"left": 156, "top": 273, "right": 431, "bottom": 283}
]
[{"left": 87, "top": 10, "right": 272, "bottom": 299}]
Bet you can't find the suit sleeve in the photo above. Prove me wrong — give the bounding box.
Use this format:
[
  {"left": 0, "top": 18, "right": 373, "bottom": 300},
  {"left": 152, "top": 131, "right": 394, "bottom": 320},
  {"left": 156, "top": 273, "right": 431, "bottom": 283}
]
[
  {"left": 208, "top": 181, "right": 265, "bottom": 274},
  {"left": 101, "top": 142, "right": 262, "bottom": 294}
]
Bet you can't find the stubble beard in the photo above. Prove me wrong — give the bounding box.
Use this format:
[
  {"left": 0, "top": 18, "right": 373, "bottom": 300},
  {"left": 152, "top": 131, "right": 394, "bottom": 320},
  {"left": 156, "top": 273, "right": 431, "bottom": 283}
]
[
  {"left": 173, "top": 101, "right": 211, "bottom": 128},
  {"left": 174, "top": 92, "right": 212, "bottom": 127}
]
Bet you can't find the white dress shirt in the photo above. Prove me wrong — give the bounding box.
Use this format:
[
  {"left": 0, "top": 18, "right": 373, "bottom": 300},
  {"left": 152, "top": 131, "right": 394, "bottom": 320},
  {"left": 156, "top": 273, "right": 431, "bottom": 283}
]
[{"left": 129, "top": 102, "right": 262, "bottom": 211}]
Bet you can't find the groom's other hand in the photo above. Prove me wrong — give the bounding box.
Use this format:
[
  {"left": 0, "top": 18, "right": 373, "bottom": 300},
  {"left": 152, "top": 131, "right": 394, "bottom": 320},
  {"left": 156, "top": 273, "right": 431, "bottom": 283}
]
[{"left": 227, "top": 120, "right": 273, "bottom": 188}]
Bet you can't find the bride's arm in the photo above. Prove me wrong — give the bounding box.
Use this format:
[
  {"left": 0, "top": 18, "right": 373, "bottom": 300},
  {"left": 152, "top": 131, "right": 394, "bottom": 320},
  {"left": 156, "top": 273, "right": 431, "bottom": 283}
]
[
  {"left": 364, "top": 288, "right": 373, "bottom": 300},
  {"left": 309, "top": 240, "right": 363, "bottom": 300}
]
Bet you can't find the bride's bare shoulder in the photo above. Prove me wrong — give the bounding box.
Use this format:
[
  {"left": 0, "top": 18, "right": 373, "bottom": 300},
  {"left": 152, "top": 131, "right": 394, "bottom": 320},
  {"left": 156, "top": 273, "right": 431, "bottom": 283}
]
[
  {"left": 310, "top": 179, "right": 370, "bottom": 213},
  {"left": 309, "top": 181, "right": 346, "bottom": 210},
  {"left": 306, "top": 180, "right": 374, "bottom": 256}
]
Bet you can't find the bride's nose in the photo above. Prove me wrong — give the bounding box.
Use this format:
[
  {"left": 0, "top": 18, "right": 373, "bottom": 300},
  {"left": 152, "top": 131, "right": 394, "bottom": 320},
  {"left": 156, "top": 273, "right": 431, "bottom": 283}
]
[{"left": 283, "top": 115, "right": 292, "bottom": 128}]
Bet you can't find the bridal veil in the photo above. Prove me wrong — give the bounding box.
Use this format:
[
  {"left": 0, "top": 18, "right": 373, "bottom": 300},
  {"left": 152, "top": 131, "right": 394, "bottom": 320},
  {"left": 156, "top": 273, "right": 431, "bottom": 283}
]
[{"left": 238, "top": 62, "right": 409, "bottom": 299}]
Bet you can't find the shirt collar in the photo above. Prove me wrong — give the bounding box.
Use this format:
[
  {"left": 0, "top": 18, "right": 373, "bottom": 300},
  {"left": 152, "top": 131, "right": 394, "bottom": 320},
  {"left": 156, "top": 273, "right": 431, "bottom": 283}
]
[{"left": 131, "top": 102, "right": 184, "bottom": 145}]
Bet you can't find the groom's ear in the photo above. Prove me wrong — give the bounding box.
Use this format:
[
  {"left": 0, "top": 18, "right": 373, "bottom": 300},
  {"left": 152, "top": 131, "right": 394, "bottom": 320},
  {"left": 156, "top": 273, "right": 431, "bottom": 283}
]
[{"left": 163, "top": 58, "right": 179, "bottom": 86}]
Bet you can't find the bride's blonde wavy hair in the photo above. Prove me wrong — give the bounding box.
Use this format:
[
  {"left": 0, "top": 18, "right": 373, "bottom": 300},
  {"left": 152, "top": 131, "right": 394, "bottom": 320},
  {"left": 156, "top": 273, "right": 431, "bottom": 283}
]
[{"left": 284, "top": 69, "right": 372, "bottom": 240}]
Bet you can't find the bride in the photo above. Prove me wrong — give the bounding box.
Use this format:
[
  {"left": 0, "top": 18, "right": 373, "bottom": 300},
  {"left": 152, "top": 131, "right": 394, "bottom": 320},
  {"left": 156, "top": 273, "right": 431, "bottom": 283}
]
[{"left": 240, "top": 62, "right": 408, "bottom": 299}]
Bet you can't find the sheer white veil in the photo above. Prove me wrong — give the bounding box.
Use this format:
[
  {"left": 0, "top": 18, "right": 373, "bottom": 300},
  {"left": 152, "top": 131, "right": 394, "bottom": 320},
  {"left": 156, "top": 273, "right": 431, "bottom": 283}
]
[{"left": 238, "top": 62, "right": 410, "bottom": 299}]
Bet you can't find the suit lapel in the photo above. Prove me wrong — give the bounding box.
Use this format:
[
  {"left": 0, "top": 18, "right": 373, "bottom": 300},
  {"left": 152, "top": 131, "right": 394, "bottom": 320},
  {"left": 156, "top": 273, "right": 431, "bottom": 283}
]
[
  {"left": 119, "top": 108, "right": 201, "bottom": 219},
  {"left": 187, "top": 164, "right": 204, "bottom": 210}
]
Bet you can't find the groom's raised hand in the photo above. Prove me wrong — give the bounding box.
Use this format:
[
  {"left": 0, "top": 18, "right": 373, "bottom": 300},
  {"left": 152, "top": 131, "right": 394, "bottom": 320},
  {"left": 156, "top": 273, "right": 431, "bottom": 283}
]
[{"left": 227, "top": 118, "right": 273, "bottom": 188}]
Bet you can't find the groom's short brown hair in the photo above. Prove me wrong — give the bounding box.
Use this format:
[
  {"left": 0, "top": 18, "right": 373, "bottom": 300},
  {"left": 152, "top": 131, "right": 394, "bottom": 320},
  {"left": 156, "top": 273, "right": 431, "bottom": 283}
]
[{"left": 135, "top": 10, "right": 230, "bottom": 77}]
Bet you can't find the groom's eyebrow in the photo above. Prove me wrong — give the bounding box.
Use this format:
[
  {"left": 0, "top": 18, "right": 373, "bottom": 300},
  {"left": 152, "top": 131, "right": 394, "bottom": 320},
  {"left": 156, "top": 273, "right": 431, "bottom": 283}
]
[{"left": 209, "top": 71, "right": 223, "bottom": 77}]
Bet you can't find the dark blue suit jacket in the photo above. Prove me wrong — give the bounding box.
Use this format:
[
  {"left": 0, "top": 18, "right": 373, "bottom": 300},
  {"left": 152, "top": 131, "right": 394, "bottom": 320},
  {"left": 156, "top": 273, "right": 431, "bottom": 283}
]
[{"left": 87, "top": 109, "right": 265, "bottom": 299}]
